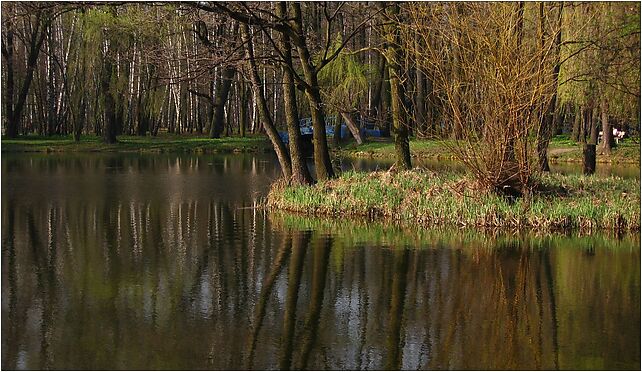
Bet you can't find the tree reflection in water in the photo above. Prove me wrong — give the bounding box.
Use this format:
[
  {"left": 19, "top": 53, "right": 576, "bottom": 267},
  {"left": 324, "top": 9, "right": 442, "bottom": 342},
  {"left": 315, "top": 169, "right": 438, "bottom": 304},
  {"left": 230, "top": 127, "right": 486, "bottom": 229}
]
[{"left": 1, "top": 154, "right": 639, "bottom": 370}]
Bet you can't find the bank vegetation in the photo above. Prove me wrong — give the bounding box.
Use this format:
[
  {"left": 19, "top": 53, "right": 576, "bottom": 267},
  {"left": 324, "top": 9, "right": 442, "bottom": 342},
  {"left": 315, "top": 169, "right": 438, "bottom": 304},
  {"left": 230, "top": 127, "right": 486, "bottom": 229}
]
[{"left": 267, "top": 170, "right": 640, "bottom": 232}]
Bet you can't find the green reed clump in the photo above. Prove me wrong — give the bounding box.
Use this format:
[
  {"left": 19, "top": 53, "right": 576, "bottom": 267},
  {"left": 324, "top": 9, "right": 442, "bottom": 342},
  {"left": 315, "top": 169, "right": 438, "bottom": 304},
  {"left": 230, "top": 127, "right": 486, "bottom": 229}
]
[{"left": 267, "top": 169, "right": 640, "bottom": 232}]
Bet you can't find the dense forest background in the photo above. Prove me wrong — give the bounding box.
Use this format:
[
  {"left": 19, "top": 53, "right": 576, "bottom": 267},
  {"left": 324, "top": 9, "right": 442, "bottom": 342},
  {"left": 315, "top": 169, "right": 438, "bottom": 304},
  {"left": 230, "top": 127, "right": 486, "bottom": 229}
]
[{"left": 1, "top": 2, "right": 640, "bottom": 186}]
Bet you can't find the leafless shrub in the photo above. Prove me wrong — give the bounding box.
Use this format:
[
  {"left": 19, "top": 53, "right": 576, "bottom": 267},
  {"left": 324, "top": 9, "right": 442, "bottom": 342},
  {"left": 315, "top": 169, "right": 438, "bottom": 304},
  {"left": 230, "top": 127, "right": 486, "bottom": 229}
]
[{"left": 404, "top": 3, "right": 558, "bottom": 196}]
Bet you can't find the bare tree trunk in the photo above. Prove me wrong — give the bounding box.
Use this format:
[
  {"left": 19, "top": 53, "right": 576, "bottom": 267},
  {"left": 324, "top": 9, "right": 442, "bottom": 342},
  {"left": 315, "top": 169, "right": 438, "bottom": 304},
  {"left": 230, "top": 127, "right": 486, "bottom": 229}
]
[
  {"left": 5, "top": 10, "right": 49, "bottom": 138},
  {"left": 101, "top": 53, "right": 117, "bottom": 143},
  {"left": 277, "top": 2, "right": 313, "bottom": 186},
  {"left": 1, "top": 12, "right": 15, "bottom": 137},
  {"left": 240, "top": 23, "right": 292, "bottom": 180},
  {"left": 211, "top": 66, "right": 236, "bottom": 138},
  {"left": 536, "top": 2, "right": 563, "bottom": 172},
  {"left": 239, "top": 81, "right": 248, "bottom": 137},
  {"left": 340, "top": 112, "right": 364, "bottom": 145},
  {"left": 384, "top": 3, "right": 412, "bottom": 170},
  {"left": 46, "top": 24, "right": 57, "bottom": 135},
  {"left": 290, "top": 2, "right": 335, "bottom": 180}
]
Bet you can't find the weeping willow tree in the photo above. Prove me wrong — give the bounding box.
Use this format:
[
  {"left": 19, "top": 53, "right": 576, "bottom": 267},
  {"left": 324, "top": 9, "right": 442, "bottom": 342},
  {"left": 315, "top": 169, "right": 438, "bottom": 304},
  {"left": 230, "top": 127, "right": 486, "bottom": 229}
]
[
  {"left": 318, "top": 34, "right": 370, "bottom": 146},
  {"left": 558, "top": 2, "right": 641, "bottom": 154}
]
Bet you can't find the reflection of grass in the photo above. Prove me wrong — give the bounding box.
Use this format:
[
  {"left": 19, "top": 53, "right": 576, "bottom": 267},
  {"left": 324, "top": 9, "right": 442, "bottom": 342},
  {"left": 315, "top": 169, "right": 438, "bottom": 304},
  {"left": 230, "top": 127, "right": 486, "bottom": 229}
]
[
  {"left": 268, "top": 170, "right": 640, "bottom": 232},
  {"left": 338, "top": 136, "right": 640, "bottom": 164},
  {"left": 269, "top": 211, "right": 640, "bottom": 250},
  {"left": 2, "top": 134, "right": 272, "bottom": 153}
]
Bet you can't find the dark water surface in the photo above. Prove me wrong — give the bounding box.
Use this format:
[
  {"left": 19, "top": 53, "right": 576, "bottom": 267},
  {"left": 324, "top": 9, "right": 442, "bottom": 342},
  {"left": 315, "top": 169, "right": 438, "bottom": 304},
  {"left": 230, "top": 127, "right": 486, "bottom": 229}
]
[{"left": 2, "top": 153, "right": 640, "bottom": 370}]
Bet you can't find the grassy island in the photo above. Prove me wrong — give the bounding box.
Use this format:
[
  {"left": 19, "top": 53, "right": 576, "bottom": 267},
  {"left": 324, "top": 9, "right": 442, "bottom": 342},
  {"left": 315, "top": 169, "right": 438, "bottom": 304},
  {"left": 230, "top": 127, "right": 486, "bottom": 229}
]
[
  {"left": 268, "top": 170, "right": 640, "bottom": 232},
  {"left": 1, "top": 134, "right": 272, "bottom": 154}
]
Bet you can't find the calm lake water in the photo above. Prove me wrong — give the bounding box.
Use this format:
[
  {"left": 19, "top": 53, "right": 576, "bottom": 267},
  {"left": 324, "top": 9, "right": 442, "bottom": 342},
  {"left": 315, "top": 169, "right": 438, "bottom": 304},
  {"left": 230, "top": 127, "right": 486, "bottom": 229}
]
[{"left": 2, "top": 153, "right": 640, "bottom": 370}]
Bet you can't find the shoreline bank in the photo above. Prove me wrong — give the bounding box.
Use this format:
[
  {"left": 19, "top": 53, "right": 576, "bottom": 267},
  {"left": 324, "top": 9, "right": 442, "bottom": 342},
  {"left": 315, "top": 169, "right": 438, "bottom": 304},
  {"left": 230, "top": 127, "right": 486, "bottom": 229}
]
[
  {"left": 335, "top": 138, "right": 640, "bottom": 165},
  {"left": 267, "top": 170, "right": 641, "bottom": 233},
  {"left": 1, "top": 134, "right": 273, "bottom": 154}
]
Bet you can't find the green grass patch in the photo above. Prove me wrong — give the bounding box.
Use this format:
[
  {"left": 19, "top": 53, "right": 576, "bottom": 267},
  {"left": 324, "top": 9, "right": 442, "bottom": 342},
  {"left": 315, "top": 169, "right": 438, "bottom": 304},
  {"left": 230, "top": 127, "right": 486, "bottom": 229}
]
[
  {"left": 1, "top": 134, "right": 272, "bottom": 154},
  {"left": 339, "top": 137, "right": 640, "bottom": 165},
  {"left": 267, "top": 170, "right": 640, "bottom": 232}
]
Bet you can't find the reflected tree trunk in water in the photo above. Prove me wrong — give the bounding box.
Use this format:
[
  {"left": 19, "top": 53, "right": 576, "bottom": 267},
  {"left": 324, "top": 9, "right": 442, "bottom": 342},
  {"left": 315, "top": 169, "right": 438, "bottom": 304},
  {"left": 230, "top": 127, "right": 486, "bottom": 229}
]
[
  {"left": 244, "top": 231, "right": 291, "bottom": 369},
  {"left": 278, "top": 230, "right": 310, "bottom": 370},
  {"left": 385, "top": 248, "right": 409, "bottom": 370},
  {"left": 543, "top": 248, "right": 559, "bottom": 369},
  {"left": 3, "top": 201, "right": 19, "bottom": 370},
  {"left": 39, "top": 206, "right": 58, "bottom": 370},
  {"left": 356, "top": 247, "right": 369, "bottom": 370},
  {"left": 296, "top": 236, "right": 332, "bottom": 370}
]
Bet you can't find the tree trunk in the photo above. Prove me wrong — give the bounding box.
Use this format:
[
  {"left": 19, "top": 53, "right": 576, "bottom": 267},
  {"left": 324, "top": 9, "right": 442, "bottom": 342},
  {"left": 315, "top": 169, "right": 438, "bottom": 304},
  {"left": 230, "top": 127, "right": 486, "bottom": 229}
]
[
  {"left": 240, "top": 23, "right": 292, "bottom": 180},
  {"left": 239, "top": 83, "right": 248, "bottom": 138},
  {"left": 415, "top": 67, "right": 427, "bottom": 137},
  {"left": 571, "top": 105, "right": 581, "bottom": 142},
  {"left": 600, "top": 97, "right": 614, "bottom": 154},
  {"left": 589, "top": 105, "right": 599, "bottom": 144},
  {"left": 101, "top": 48, "right": 117, "bottom": 144},
  {"left": 583, "top": 144, "right": 596, "bottom": 175},
  {"left": 536, "top": 2, "right": 563, "bottom": 172},
  {"left": 340, "top": 112, "right": 364, "bottom": 145},
  {"left": 2, "top": 15, "right": 15, "bottom": 137},
  {"left": 290, "top": 2, "right": 335, "bottom": 180},
  {"left": 5, "top": 11, "right": 49, "bottom": 138},
  {"left": 369, "top": 52, "right": 386, "bottom": 120},
  {"left": 277, "top": 2, "right": 313, "bottom": 186},
  {"left": 384, "top": 3, "right": 412, "bottom": 170},
  {"left": 211, "top": 66, "right": 236, "bottom": 138}
]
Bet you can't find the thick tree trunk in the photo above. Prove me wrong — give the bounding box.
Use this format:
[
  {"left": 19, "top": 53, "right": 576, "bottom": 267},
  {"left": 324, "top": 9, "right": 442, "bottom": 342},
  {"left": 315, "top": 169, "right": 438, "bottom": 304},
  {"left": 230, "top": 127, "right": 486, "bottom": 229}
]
[
  {"left": 583, "top": 144, "right": 596, "bottom": 175},
  {"left": 277, "top": 2, "right": 313, "bottom": 185},
  {"left": 290, "top": 3, "right": 335, "bottom": 180},
  {"left": 211, "top": 67, "right": 236, "bottom": 138},
  {"left": 369, "top": 52, "right": 387, "bottom": 120},
  {"left": 384, "top": 3, "right": 412, "bottom": 170},
  {"left": 240, "top": 23, "right": 292, "bottom": 180}
]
